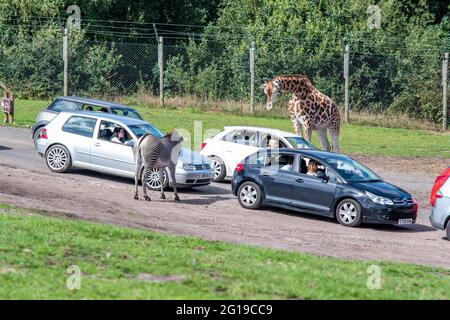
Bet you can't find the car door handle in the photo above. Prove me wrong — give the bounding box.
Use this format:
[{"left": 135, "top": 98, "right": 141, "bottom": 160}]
[
  {"left": 94, "top": 143, "right": 101, "bottom": 147},
  {"left": 296, "top": 178, "right": 304, "bottom": 183}
]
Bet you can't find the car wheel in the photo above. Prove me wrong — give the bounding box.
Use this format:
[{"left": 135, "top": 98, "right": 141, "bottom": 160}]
[
  {"left": 45, "top": 144, "right": 72, "bottom": 173},
  {"left": 33, "top": 127, "right": 44, "bottom": 149},
  {"left": 336, "top": 199, "right": 362, "bottom": 227},
  {"left": 142, "top": 168, "right": 169, "bottom": 191},
  {"left": 446, "top": 222, "right": 450, "bottom": 241},
  {"left": 210, "top": 156, "right": 226, "bottom": 182},
  {"left": 237, "top": 181, "right": 262, "bottom": 210}
]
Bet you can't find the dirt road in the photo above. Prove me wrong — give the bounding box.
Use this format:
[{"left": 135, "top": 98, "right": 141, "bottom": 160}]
[{"left": 0, "top": 126, "right": 449, "bottom": 268}]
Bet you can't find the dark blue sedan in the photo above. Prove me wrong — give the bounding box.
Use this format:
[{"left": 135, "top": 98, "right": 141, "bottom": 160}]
[{"left": 231, "top": 149, "right": 418, "bottom": 227}]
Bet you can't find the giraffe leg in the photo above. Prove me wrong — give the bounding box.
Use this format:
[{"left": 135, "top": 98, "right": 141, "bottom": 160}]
[
  {"left": 302, "top": 121, "right": 313, "bottom": 143},
  {"left": 159, "top": 168, "right": 166, "bottom": 199},
  {"left": 317, "top": 128, "right": 331, "bottom": 151},
  {"left": 329, "top": 126, "right": 340, "bottom": 153},
  {"left": 143, "top": 167, "right": 151, "bottom": 201},
  {"left": 289, "top": 100, "right": 303, "bottom": 137}
]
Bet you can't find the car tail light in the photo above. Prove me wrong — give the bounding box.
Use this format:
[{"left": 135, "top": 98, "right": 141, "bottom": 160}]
[
  {"left": 430, "top": 168, "right": 450, "bottom": 206},
  {"left": 201, "top": 142, "right": 207, "bottom": 150},
  {"left": 235, "top": 163, "right": 244, "bottom": 172},
  {"left": 41, "top": 128, "right": 48, "bottom": 139}
]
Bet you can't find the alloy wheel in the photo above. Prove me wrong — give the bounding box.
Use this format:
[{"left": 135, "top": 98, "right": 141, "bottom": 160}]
[
  {"left": 47, "top": 147, "right": 68, "bottom": 171},
  {"left": 239, "top": 184, "right": 257, "bottom": 207},
  {"left": 338, "top": 202, "right": 357, "bottom": 224},
  {"left": 145, "top": 169, "right": 167, "bottom": 189}
]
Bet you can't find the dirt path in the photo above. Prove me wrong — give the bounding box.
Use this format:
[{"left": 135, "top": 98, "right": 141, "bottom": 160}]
[{"left": 0, "top": 154, "right": 449, "bottom": 269}]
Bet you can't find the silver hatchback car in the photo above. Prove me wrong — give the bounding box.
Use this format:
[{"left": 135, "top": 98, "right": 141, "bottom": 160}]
[
  {"left": 430, "top": 168, "right": 450, "bottom": 240},
  {"left": 36, "top": 111, "right": 214, "bottom": 190}
]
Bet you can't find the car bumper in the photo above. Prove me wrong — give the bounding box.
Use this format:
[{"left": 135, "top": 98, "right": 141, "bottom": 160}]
[
  {"left": 36, "top": 138, "right": 47, "bottom": 156},
  {"left": 361, "top": 201, "right": 418, "bottom": 225},
  {"left": 429, "top": 198, "right": 450, "bottom": 230},
  {"left": 171, "top": 169, "right": 214, "bottom": 188}
]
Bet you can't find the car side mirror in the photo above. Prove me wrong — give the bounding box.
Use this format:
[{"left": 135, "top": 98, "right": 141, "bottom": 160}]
[{"left": 316, "top": 172, "right": 328, "bottom": 182}]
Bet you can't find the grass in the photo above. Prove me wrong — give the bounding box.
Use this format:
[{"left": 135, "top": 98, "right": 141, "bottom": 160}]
[
  {"left": 3, "top": 98, "right": 450, "bottom": 158},
  {"left": 0, "top": 205, "right": 449, "bottom": 299}
]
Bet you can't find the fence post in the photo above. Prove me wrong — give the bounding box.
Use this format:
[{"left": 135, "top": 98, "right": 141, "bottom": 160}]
[
  {"left": 63, "top": 28, "right": 68, "bottom": 96},
  {"left": 249, "top": 41, "right": 255, "bottom": 114},
  {"left": 344, "top": 43, "right": 350, "bottom": 123},
  {"left": 158, "top": 36, "right": 164, "bottom": 107},
  {"left": 442, "top": 52, "right": 448, "bottom": 131}
]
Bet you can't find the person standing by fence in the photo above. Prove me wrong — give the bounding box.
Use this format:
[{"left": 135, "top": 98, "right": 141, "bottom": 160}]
[{"left": 1, "top": 82, "right": 14, "bottom": 124}]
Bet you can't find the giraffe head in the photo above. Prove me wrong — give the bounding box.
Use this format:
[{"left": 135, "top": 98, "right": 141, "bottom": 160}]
[{"left": 262, "top": 80, "right": 280, "bottom": 110}]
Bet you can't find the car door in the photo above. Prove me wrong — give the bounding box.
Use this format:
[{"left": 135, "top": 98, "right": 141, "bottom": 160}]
[
  {"left": 60, "top": 115, "right": 97, "bottom": 165},
  {"left": 290, "top": 157, "right": 337, "bottom": 214},
  {"left": 260, "top": 153, "right": 298, "bottom": 205},
  {"left": 222, "top": 129, "right": 260, "bottom": 174},
  {"left": 90, "top": 120, "right": 135, "bottom": 175}
]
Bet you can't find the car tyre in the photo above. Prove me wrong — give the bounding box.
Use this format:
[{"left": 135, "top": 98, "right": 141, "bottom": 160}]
[
  {"left": 33, "top": 126, "right": 44, "bottom": 149},
  {"left": 142, "top": 167, "right": 170, "bottom": 191},
  {"left": 45, "top": 144, "right": 72, "bottom": 173},
  {"left": 210, "top": 156, "right": 226, "bottom": 182},
  {"left": 336, "top": 198, "right": 362, "bottom": 227},
  {"left": 237, "top": 181, "right": 262, "bottom": 210}
]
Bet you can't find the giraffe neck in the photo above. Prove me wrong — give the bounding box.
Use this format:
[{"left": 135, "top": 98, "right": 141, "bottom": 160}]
[{"left": 273, "top": 75, "right": 314, "bottom": 95}]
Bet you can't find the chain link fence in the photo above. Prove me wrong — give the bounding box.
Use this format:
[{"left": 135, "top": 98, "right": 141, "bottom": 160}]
[{"left": 1, "top": 31, "right": 448, "bottom": 131}]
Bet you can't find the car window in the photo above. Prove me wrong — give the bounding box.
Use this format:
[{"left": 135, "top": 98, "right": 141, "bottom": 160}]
[
  {"left": 82, "top": 104, "right": 107, "bottom": 112},
  {"left": 223, "top": 130, "right": 258, "bottom": 147},
  {"left": 110, "top": 108, "right": 143, "bottom": 120},
  {"left": 299, "top": 157, "right": 326, "bottom": 177},
  {"left": 98, "top": 120, "right": 133, "bottom": 145},
  {"left": 285, "top": 136, "right": 315, "bottom": 149},
  {"left": 248, "top": 151, "right": 295, "bottom": 171},
  {"left": 128, "top": 124, "right": 164, "bottom": 139},
  {"left": 48, "top": 99, "right": 81, "bottom": 112},
  {"left": 260, "top": 133, "right": 288, "bottom": 148},
  {"left": 62, "top": 116, "right": 97, "bottom": 138}
]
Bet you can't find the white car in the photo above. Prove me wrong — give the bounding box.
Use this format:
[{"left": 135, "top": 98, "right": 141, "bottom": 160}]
[
  {"left": 200, "top": 126, "right": 315, "bottom": 182},
  {"left": 36, "top": 111, "right": 213, "bottom": 190}
]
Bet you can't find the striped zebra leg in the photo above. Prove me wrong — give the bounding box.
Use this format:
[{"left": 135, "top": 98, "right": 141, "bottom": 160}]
[
  {"left": 168, "top": 163, "right": 180, "bottom": 202},
  {"left": 143, "top": 167, "right": 151, "bottom": 201},
  {"left": 159, "top": 168, "right": 166, "bottom": 199}
]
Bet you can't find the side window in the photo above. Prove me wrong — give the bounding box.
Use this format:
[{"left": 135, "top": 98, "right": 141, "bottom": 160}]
[
  {"left": 265, "top": 153, "right": 295, "bottom": 171},
  {"left": 98, "top": 120, "right": 133, "bottom": 145},
  {"left": 326, "top": 167, "right": 338, "bottom": 183},
  {"left": 48, "top": 99, "right": 81, "bottom": 112},
  {"left": 223, "top": 130, "right": 258, "bottom": 146},
  {"left": 82, "top": 105, "right": 109, "bottom": 113},
  {"left": 300, "top": 157, "right": 326, "bottom": 177},
  {"left": 62, "top": 116, "right": 97, "bottom": 138}
]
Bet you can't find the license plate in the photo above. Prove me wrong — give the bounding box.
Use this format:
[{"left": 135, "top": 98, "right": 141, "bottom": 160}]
[
  {"left": 398, "top": 218, "right": 413, "bottom": 225},
  {"left": 196, "top": 174, "right": 211, "bottom": 179}
]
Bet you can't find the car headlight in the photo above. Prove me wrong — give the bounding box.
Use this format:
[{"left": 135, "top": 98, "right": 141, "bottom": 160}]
[
  {"left": 183, "top": 163, "right": 194, "bottom": 170},
  {"left": 365, "top": 191, "right": 394, "bottom": 205}
]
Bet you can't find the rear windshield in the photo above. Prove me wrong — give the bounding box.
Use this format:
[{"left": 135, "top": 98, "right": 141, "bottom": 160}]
[{"left": 48, "top": 99, "right": 81, "bottom": 112}]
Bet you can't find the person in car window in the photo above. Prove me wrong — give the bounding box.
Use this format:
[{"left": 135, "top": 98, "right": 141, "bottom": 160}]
[
  {"left": 307, "top": 160, "right": 319, "bottom": 176},
  {"left": 280, "top": 157, "right": 294, "bottom": 171},
  {"left": 111, "top": 127, "right": 125, "bottom": 144}
]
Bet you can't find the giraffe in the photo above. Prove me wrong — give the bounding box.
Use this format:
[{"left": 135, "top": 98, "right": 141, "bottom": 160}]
[{"left": 263, "top": 74, "right": 340, "bottom": 153}]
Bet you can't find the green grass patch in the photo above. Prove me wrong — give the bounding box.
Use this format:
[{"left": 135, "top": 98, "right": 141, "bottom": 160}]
[
  {"left": 0, "top": 206, "right": 449, "bottom": 299},
  {"left": 4, "top": 99, "right": 450, "bottom": 158}
]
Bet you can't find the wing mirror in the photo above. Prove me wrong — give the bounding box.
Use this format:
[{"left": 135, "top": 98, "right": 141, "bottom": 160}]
[{"left": 316, "top": 172, "right": 329, "bottom": 183}]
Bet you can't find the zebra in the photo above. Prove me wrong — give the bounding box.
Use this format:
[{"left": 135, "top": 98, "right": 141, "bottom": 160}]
[{"left": 133, "top": 130, "right": 183, "bottom": 202}]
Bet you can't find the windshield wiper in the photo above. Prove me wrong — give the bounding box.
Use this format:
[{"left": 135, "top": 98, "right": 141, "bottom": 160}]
[{"left": 363, "top": 179, "right": 382, "bottom": 182}]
